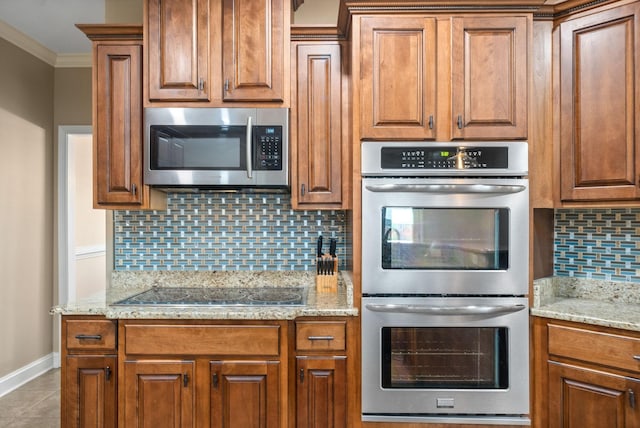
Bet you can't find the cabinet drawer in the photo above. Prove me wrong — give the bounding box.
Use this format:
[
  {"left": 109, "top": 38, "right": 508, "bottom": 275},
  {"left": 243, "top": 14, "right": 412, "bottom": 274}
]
[
  {"left": 548, "top": 323, "right": 640, "bottom": 373},
  {"left": 124, "top": 324, "right": 280, "bottom": 356},
  {"left": 66, "top": 319, "right": 117, "bottom": 353},
  {"left": 296, "top": 321, "right": 346, "bottom": 351}
]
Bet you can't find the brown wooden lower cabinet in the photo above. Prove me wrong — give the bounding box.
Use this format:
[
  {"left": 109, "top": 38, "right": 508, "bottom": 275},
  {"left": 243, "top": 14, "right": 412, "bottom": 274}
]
[
  {"left": 548, "top": 362, "right": 640, "bottom": 428},
  {"left": 210, "top": 360, "right": 281, "bottom": 428},
  {"left": 534, "top": 317, "right": 640, "bottom": 428},
  {"left": 123, "top": 360, "right": 196, "bottom": 427},
  {"left": 296, "top": 356, "right": 347, "bottom": 428},
  {"left": 64, "top": 356, "right": 117, "bottom": 428},
  {"left": 62, "top": 316, "right": 355, "bottom": 427}
]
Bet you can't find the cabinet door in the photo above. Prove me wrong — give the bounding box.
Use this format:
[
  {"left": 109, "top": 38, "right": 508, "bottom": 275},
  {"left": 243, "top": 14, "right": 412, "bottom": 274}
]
[
  {"left": 559, "top": 3, "right": 640, "bottom": 201},
  {"left": 95, "top": 42, "right": 145, "bottom": 207},
  {"left": 147, "top": 0, "right": 209, "bottom": 101},
  {"left": 222, "top": 0, "right": 285, "bottom": 101},
  {"left": 451, "top": 16, "right": 528, "bottom": 140},
  {"left": 64, "top": 356, "right": 117, "bottom": 428},
  {"left": 123, "top": 360, "right": 195, "bottom": 428},
  {"left": 291, "top": 43, "right": 343, "bottom": 208},
  {"left": 210, "top": 360, "right": 280, "bottom": 428},
  {"left": 548, "top": 362, "right": 640, "bottom": 428},
  {"left": 360, "top": 16, "right": 437, "bottom": 139},
  {"left": 296, "top": 356, "right": 347, "bottom": 428}
]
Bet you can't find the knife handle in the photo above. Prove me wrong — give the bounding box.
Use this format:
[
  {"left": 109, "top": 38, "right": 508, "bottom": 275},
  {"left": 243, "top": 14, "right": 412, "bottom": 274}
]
[
  {"left": 317, "top": 236, "right": 323, "bottom": 258},
  {"left": 329, "top": 239, "right": 337, "bottom": 257}
]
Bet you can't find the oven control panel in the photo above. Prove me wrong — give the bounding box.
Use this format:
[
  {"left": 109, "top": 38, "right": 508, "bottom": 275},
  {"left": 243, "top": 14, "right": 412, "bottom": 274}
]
[{"left": 380, "top": 146, "right": 509, "bottom": 170}]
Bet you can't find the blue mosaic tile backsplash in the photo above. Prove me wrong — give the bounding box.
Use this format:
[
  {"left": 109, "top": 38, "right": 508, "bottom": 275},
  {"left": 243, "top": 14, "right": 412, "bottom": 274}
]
[
  {"left": 114, "top": 192, "right": 349, "bottom": 271},
  {"left": 554, "top": 208, "right": 640, "bottom": 282}
]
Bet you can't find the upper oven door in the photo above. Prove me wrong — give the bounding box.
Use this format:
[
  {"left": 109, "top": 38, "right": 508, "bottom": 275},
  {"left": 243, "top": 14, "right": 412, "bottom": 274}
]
[{"left": 361, "top": 177, "right": 529, "bottom": 296}]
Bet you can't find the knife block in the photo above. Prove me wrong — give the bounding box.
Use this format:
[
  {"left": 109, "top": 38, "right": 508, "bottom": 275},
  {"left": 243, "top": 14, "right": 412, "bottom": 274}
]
[{"left": 316, "top": 256, "right": 338, "bottom": 293}]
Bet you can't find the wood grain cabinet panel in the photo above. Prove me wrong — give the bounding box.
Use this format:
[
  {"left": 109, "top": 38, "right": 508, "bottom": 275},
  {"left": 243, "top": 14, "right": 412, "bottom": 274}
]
[
  {"left": 548, "top": 362, "right": 640, "bottom": 428},
  {"left": 64, "top": 356, "right": 117, "bottom": 428},
  {"left": 210, "top": 360, "right": 280, "bottom": 428},
  {"left": 559, "top": 2, "right": 640, "bottom": 201},
  {"left": 147, "top": 0, "right": 210, "bottom": 101},
  {"left": 123, "top": 360, "right": 196, "bottom": 428},
  {"left": 450, "top": 16, "right": 528, "bottom": 140},
  {"left": 222, "top": 0, "right": 286, "bottom": 101},
  {"left": 296, "top": 356, "right": 347, "bottom": 428},
  {"left": 360, "top": 16, "right": 437, "bottom": 140},
  {"left": 291, "top": 42, "right": 345, "bottom": 208}
]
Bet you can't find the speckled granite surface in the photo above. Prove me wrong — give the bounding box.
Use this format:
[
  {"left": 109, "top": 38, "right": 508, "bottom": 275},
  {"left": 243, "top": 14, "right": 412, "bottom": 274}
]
[
  {"left": 52, "top": 271, "right": 357, "bottom": 319},
  {"left": 532, "top": 277, "right": 640, "bottom": 332}
]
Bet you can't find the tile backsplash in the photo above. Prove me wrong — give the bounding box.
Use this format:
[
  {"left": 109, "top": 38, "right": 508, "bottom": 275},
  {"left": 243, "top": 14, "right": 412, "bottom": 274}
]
[
  {"left": 114, "top": 192, "right": 349, "bottom": 271},
  {"left": 555, "top": 208, "right": 640, "bottom": 282}
]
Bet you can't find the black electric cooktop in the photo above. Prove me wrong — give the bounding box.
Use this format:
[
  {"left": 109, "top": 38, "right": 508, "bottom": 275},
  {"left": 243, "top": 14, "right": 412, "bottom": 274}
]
[{"left": 112, "top": 286, "right": 306, "bottom": 306}]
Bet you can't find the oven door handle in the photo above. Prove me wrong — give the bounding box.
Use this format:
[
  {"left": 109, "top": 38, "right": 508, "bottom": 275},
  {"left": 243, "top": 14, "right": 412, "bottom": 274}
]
[
  {"left": 365, "top": 303, "right": 527, "bottom": 316},
  {"left": 364, "top": 184, "right": 526, "bottom": 194}
]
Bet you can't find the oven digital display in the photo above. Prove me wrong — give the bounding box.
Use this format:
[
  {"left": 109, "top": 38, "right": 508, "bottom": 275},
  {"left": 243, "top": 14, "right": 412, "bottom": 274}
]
[{"left": 380, "top": 146, "right": 509, "bottom": 169}]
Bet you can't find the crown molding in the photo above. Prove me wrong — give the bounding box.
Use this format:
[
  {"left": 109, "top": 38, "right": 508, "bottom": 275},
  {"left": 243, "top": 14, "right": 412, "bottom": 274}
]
[
  {"left": 56, "top": 53, "right": 92, "bottom": 68},
  {"left": 0, "top": 20, "right": 91, "bottom": 68}
]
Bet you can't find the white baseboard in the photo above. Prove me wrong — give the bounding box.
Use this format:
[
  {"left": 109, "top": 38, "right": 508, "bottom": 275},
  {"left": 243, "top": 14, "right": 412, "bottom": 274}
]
[{"left": 0, "top": 353, "right": 54, "bottom": 398}]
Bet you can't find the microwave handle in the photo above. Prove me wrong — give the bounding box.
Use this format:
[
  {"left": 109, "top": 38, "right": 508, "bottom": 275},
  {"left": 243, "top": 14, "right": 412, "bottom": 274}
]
[
  {"left": 365, "top": 303, "right": 526, "bottom": 316},
  {"left": 364, "top": 183, "right": 526, "bottom": 195},
  {"left": 246, "top": 116, "right": 253, "bottom": 179}
]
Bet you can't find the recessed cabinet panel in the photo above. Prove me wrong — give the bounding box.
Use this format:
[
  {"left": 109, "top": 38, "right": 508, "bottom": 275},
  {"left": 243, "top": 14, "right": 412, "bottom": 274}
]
[
  {"left": 292, "top": 43, "right": 343, "bottom": 207},
  {"left": 124, "top": 361, "right": 195, "bottom": 428},
  {"left": 147, "top": 0, "right": 210, "bottom": 100},
  {"left": 548, "top": 362, "right": 640, "bottom": 428},
  {"left": 451, "top": 16, "right": 528, "bottom": 139},
  {"left": 360, "top": 16, "right": 437, "bottom": 139},
  {"left": 64, "top": 356, "right": 117, "bottom": 428},
  {"left": 210, "top": 360, "right": 280, "bottom": 428},
  {"left": 559, "top": 3, "right": 640, "bottom": 201},
  {"left": 95, "top": 44, "right": 144, "bottom": 206},
  {"left": 222, "top": 0, "right": 285, "bottom": 101}
]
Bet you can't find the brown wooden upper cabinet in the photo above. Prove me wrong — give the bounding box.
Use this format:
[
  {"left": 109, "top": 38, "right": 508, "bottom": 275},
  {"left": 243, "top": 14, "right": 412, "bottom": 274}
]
[
  {"left": 146, "top": 0, "right": 288, "bottom": 104},
  {"left": 222, "top": 0, "right": 286, "bottom": 102},
  {"left": 147, "top": 0, "right": 210, "bottom": 101},
  {"left": 559, "top": 1, "right": 640, "bottom": 201},
  {"left": 291, "top": 40, "right": 348, "bottom": 209},
  {"left": 358, "top": 14, "right": 529, "bottom": 141},
  {"left": 360, "top": 16, "right": 437, "bottom": 140},
  {"left": 79, "top": 25, "right": 164, "bottom": 210}
]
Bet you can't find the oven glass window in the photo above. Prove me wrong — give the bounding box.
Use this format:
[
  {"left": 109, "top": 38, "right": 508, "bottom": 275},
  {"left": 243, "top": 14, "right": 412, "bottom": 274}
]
[
  {"left": 150, "top": 125, "right": 246, "bottom": 170},
  {"left": 381, "top": 208, "right": 508, "bottom": 270},
  {"left": 381, "top": 327, "right": 508, "bottom": 389}
]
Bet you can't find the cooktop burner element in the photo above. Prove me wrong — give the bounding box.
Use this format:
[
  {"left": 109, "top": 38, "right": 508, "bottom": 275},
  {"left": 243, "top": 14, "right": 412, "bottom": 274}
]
[{"left": 113, "top": 286, "right": 306, "bottom": 306}]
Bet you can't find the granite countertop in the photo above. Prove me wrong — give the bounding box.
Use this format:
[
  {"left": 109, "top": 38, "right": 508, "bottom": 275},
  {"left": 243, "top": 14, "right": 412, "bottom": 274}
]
[
  {"left": 531, "top": 276, "right": 640, "bottom": 332},
  {"left": 51, "top": 270, "right": 358, "bottom": 320}
]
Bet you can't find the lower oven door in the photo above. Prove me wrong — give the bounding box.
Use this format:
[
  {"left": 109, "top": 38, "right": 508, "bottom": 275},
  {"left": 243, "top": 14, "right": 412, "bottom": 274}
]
[{"left": 362, "top": 296, "right": 530, "bottom": 424}]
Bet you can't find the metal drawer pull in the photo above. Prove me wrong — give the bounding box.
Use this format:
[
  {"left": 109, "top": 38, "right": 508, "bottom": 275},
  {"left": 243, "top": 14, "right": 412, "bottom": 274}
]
[
  {"left": 106, "top": 366, "right": 112, "bottom": 381},
  {"left": 365, "top": 304, "right": 527, "bottom": 316},
  {"left": 308, "top": 336, "right": 335, "bottom": 341},
  {"left": 633, "top": 355, "right": 640, "bottom": 361},
  {"left": 630, "top": 389, "right": 636, "bottom": 409},
  {"left": 75, "top": 334, "right": 102, "bottom": 340}
]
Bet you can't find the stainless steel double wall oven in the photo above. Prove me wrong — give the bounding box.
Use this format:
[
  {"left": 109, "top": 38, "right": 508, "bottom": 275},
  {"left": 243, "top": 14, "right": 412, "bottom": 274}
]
[{"left": 361, "top": 141, "right": 530, "bottom": 425}]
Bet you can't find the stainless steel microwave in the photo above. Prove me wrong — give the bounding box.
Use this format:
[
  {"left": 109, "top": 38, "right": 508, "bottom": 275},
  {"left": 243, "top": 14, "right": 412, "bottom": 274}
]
[{"left": 144, "top": 107, "right": 289, "bottom": 190}]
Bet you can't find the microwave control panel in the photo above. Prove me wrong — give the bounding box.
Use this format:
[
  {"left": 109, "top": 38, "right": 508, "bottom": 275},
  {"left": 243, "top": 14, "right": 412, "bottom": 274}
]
[{"left": 253, "top": 126, "right": 283, "bottom": 170}]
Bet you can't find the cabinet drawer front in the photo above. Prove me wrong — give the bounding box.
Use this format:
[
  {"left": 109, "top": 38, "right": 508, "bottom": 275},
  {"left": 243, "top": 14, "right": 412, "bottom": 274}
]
[
  {"left": 66, "top": 320, "right": 117, "bottom": 353},
  {"left": 124, "top": 325, "right": 280, "bottom": 356},
  {"left": 296, "top": 321, "right": 346, "bottom": 351},
  {"left": 548, "top": 324, "right": 640, "bottom": 373}
]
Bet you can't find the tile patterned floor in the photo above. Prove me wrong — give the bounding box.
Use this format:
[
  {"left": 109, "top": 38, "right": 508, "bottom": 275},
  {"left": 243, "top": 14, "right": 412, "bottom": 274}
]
[{"left": 0, "top": 369, "right": 60, "bottom": 428}]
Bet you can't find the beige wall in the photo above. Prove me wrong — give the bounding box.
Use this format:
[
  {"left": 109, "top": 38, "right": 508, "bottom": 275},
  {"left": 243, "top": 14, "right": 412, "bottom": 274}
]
[
  {"left": 293, "top": 0, "right": 340, "bottom": 25},
  {"left": 106, "top": 0, "right": 143, "bottom": 23},
  {"left": 0, "top": 38, "right": 54, "bottom": 377}
]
